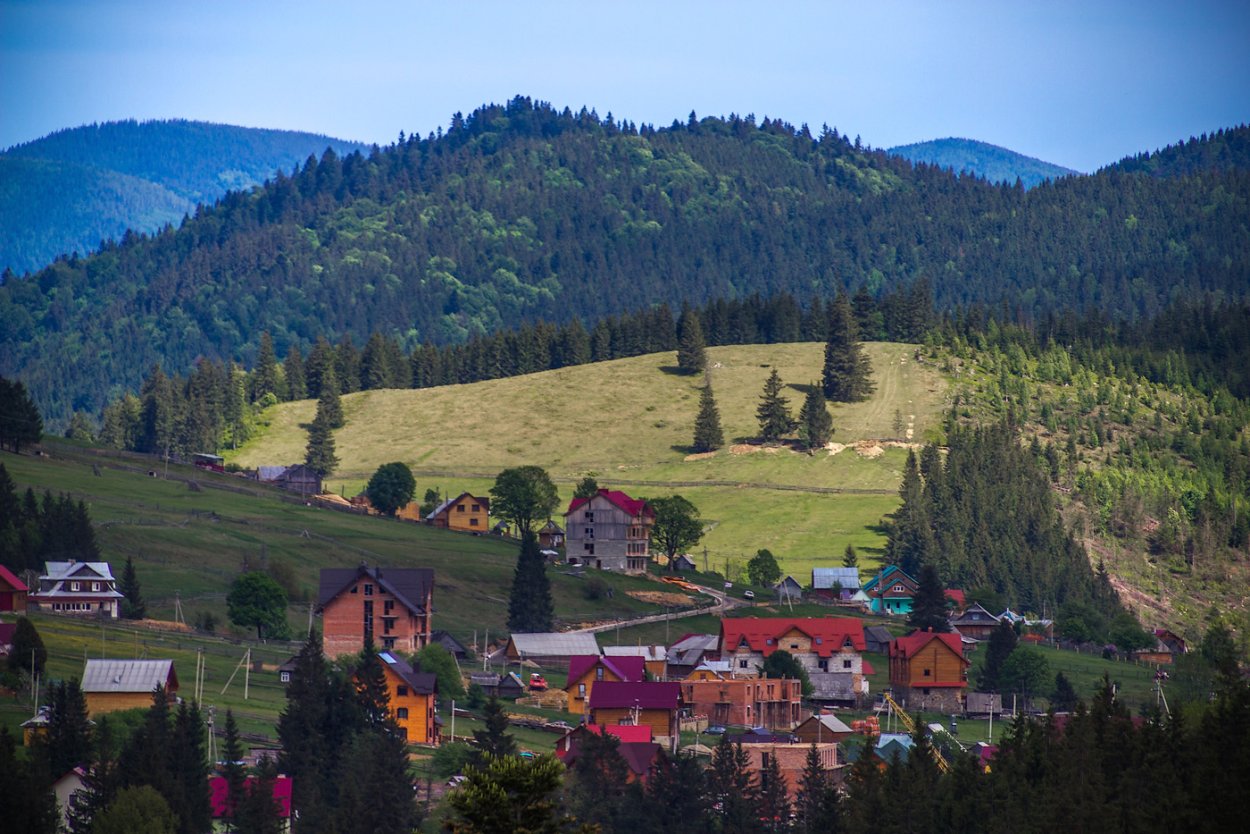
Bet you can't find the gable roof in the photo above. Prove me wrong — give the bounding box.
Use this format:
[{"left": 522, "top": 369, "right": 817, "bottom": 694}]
[
  {"left": 82, "top": 659, "right": 176, "bottom": 693},
  {"left": 775, "top": 575, "right": 803, "bottom": 590},
  {"left": 719, "top": 617, "right": 866, "bottom": 658},
  {"left": 944, "top": 589, "right": 967, "bottom": 608},
  {"left": 796, "top": 713, "right": 854, "bottom": 735},
  {"left": 507, "top": 632, "right": 601, "bottom": 658},
  {"left": 811, "top": 567, "right": 860, "bottom": 590},
  {"left": 566, "top": 654, "right": 645, "bottom": 685},
  {"left": 574, "top": 723, "right": 654, "bottom": 743},
  {"left": 864, "top": 625, "right": 894, "bottom": 645},
  {"left": 425, "top": 492, "right": 489, "bottom": 521},
  {"left": 861, "top": 565, "right": 917, "bottom": 593},
  {"left": 889, "top": 631, "right": 969, "bottom": 665},
  {"left": 950, "top": 602, "right": 999, "bottom": 626},
  {"left": 431, "top": 630, "right": 470, "bottom": 657},
  {"left": 378, "top": 651, "right": 437, "bottom": 694},
  {"left": 565, "top": 489, "right": 654, "bottom": 519},
  {"left": 317, "top": 565, "right": 433, "bottom": 616},
  {"left": 256, "top": 466, "right": 288, "bottom": 481},
  {"left": 588, "top": 680, "right": 681, "bottom": 710},
  {"left": 603, "top": 644, "right": 667, "bottom": 662},
  {"left": 44, "top": 561, "right": 115, "bottom": 581},
  {"left": 0, "top": 564, "right": 28, "bottom": 592}
]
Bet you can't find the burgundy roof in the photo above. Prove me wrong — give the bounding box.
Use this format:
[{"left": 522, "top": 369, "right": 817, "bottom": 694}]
[
  {"left": 566, "top": 489, "right": 654, "bottom": 519},
  {"left": 0, "top": 565, "right": 27, "bottom": 592},
  {"left": 566, "top": 655, "right": 645, "bottom": 685},
  {"left": 720, "top": 617, "right": 867, "bottom": 658},
  {"left": 0, "top": 623, "right": 16, "bottom": 645},
  {"left": 588, "top": 680, "right": 681, "bottom": 710},
  {"left": 210, "top": 775, "right": 292, "bottom": 818}
]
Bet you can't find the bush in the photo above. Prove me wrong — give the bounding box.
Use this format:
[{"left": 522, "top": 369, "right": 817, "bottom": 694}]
[
  {"left": 430, "top": 742, "right": 475, "bottom": 778},
  {"left": 583, "top": 577, "right": 609, "bottom": 600}
]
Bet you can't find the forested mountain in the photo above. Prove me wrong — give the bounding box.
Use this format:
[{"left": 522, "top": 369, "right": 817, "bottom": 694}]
[
  {"left": 1107, "top": 124, "right": 1250, "bottom": 178},
  {"left": 0, "top": 119, "right": 368, "bottom": 274},
  {"left": 887, "top": 137, "right": 1078, "bottom": 187},
  {"left": 2, "top": 97, "right": 1247, "bottom": 427}
]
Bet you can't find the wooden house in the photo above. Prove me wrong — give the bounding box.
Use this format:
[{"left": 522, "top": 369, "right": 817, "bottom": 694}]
[
  {"left": 0, "top": 565, "right": 29, "bottom": 612},
  {"left": 588, "top": 681, "right": 682, "bottom": 751},
  {"left": 888, "top": 630, "right": 969, "bottom": 713},
  {"left": 555, "top": 724, "right": 659, "bottom": 783},
  {"left": 426, "top": 492, "right": 491, "bottom": 533},
  {"left": 256, "top": 464, "right": 322, "bottom": 496},
  {"left": 602, "top": 644, "right": 667, "bottom": 678},
  {"left": 504, "top": 632, "right": 600, "bottom": 670},
  {"left": 811, "top": 567, "right": 861, "bottom": 601},
  {"left": 277, "top": 656, "right": 299, "bottom": 684},
  {"left": 564, "top": 489, "right": 655, "bottom": 573},
  {"left": 965, "top": 691, "right": 1004, "bottom": 718},
  {"left": 82, "top": 659, "right": 178, "bottom": 715},
  {"left": 565, "top": 655, "right": 646, "bottom": 716},
  {"left": 774, "top": 576, "right": 804, "bottom": 602},
  {"left": 29, "top": 561, "right": 124, "bottom": 618},
  {"left": 469, "top": 671, "right": 525, "bottom": 699},
  {"left": 666, "top": 633, "right": 720, "bottom": 679},
  {"left": 538, "top": 520, "right": 565, "bottom": 550},
  {"left": 376, "top": 651, "right": 439, "bottom": 744},
  {"left": 862, "top": 565, "right": 917, "bottom": 615},
  {"left": 431, "top": 629, "right": 471, "bottom": 660},
  {"left": 793, "top": 713, "right": 853, "bottom": 744},
  {"left": 864, "top": 626, "right": 894, "bottom": 655},
  {"left": 948, "top": 603, "right": 1001, "bottom": 641},
  {"left": 318, "top": 565, "right": 433, "bottom": 658},
  {"left": 679, "top": 676, "right": 804, "bottom": 729}
]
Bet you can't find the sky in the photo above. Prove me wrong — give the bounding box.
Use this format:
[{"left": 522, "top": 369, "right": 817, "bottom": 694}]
[{"left": 1, "top": 1, "right": 1248, "bottom": 172}]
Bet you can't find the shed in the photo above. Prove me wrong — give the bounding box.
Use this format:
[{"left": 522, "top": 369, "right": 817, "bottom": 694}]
[
  {"left": 774, "top": 576, "right": 803, "bottom": 602},
  {"left": 431, "top": 630, "right": 471, "bottom": 660},
  {"left": 965, "top": 691, "right": 1003, "bottom": 718},
  {"left": 81, "top": 658, "right": 178, "bottom": 715},
  {"left": 812, "top": 567, "right": 861, "bottom": 599},
  {"left": 505, "top": 632, "right": 601, "bottom": 669},
  {"left": 864, "top": 626, "right": 894, "bottom": 655},
  {"left": 793, "top": 713, "right": 854, "bottom": 744}
]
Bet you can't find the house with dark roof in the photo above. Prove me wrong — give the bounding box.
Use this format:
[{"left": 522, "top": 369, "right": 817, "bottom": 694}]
[
  {"left": 719, "top": 617, "right": 869, "bottom": 700},
  {"left": 81, "top": 659, "right": 178, "bottom": 715},
  {"left": 864, "top": 625, "right": 894, "bottom": 654},
  {"left": 0, "top": 565, "right": 28, "bottom": 612},
  {"left": 469, "top": 671, "right": 525, "bottom": 699},
  {"left": 376, "top": 650, "right": 439, "bottom": 744},
  {"left": 538, "top": 520, "right": 565, "bottom": 550},
  {"left": 564, "top": 489, "right": 655, "bottom": 573},
  {"left": 888, "top": 630, "right": 969, "bottom": 713},
  {"left": 431, "top": 630, "right": 470, "bottom": 660},
  {"left": 426, "top": 492, "right": 491, "bottom": 533},
  {"left": 774, "top": 576, "right": 804, "bottom": 602},
  {"left": 29, "top": 561, "right": 124, "bottom": 618},
  {"left": 318, "top": 565, "right": 434, "bottom": 658},
  {"left": 666, "top": 633, "right": 720, "bottom": 679},
  {"left": 793, "top": 713, "right": 853, "bottom": 744},
  {"left": 602, "top": 644, "right": 667, "bottom": 679},
  {"left": 588, "top": 681, "right": 682, "bottom": 751},
  {"left": 255, "top": 463, "right": 322, "bottom": 496},
  {"left": 948, "top": 603, "right": 1001, "bottom": 641},
  {"left": 862, "top": 565, "right": 917, "bottom": 615},
  {"left": 565, "top": 655, "right": 646, "bottom": 715}
]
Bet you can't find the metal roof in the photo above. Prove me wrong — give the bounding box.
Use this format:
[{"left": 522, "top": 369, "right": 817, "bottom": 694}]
[
  {"left": 82, "top": 659, "right": 175, "bottom": 693},
  {"left": 811, "top": 567, "right": 861, "bottom": 590},
  {"left": 44, "top": 561, "right": 116, "bottom": 581},
  {"left": 508, "top": 632, "right": 600, "bottom": 657},
  {"left": 602, "top": 645, "right": 667, "bottom": 661}
]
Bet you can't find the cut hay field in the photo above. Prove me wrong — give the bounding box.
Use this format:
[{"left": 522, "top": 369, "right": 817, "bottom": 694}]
[{"left": 231, "top": 343, "right": 949, "bottom": 576}]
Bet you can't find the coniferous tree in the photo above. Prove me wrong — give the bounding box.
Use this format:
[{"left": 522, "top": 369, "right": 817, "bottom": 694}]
[
  {"left": 316, "top": 365, "right": 344, "bottom": 429},
  {"left": 8, "top": 616, "right": 46, "bottom": 676},
  {"left": 979, "top": 619, "right": 1019, "bottom": 692},
  {"left": 0, "top": 727, "right": 59, "bottom": 834},
  {"left": 335, "top": 727, "right": 417, "bottom": 834},
  {"left": 507, "top": 531, "right": 554, "bottom": 633},
  {"left": 1050, "top": 671, "right": 1079, "bottom": 712},
  {"left": 708, "top": 737, "right": 758, "bottom": 834},
  {"left": 67, "top": 717, "right": 119, "bottom": 834},
  {"left": 564, "top": 728, "right": 630, "bottom": 830},
  {"left": 757, "top": 745, "right": 791, "bottom": 833},
  {"left": 120, "top": 555, "right": 146, "bottom": 620},
  {"left": 235, "top": 756, "right": 285, "bottom": 834},
  {"left": 0, "top": 376, "right": 43, "bottom": 453},
  {"left": 471, "top": 697, "right": 518, "bottom": 765},
  {"left": 885, "top": 450, "right": 931, "bottom": 576},
  {"left": 283, "top": 344, "right": 307, "bottom": 401},
  {"left": 170, "top": 700, "right": 212, "bottom": 834},
  {"left": 304, "top": 412, "right": 338, "bottom": 479},
  {"left": 798, "top": 383, "right": 833, "bottom": 452},
  {"left": 640, "top": 749, "right": 710, "bottom": 833},
  {"left": 907, "top": 563, "right": 951, "bottom": 633},
  {"left": 277, "top": 631, "right": 333, "bottom": 827},
  {"left": 42, "top": 677, "right": 94, "bottom": 776},
  {"left": 822, "top": 293, "right": 875, "bottom": 402},
  {"left": 756, "top": 369, "right": 797, "bottom": 442},
  {"left": 304, "top": 337, "right": 334, "bottom": 400},
  {"left": 843, "top": 544, "right": 859, "bottom": 568},
  {"left": 354, "top": 638, "right": 391, "bottom": 728},
  {"left": 795, "top": 743, "right": 839, "bottom": 834},
  {"left": 250, "top": 332, "right": 280, "bottom": 402},
  {"left": 335, "top": 334, "right": 362, "bottom": 394},
  {"left": 692, "top": 378, "right": 724, "bottom": 453},
  {"left": 676, "top": 307, "right": 707, "bottom": 374},
  {"left": 221, "top": 709, "right": 246, "bottom": 831},
  {"left": 118, "top": 686, "right": 175, "bottom": 810}
]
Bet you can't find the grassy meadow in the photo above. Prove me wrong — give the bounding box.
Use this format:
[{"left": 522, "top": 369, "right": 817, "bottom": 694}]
[{"left": 231, "top": 342, "right": 949, "bottom": 576}]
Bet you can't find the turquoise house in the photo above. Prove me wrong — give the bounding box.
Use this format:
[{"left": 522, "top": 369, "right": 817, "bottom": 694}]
[{"left": 862, "top": 565, "right": 918, "bottom": 615}]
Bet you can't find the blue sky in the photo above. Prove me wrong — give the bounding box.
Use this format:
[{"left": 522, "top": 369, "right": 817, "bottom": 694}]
[{"left": 2, "top": 1, "right": 1247, "bottom": 172}]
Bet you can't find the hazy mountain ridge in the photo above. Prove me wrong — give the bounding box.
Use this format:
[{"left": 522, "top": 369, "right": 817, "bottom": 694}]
[
  {"left": 0, "top": 119, "right": 368, "bottom": 274},
  {"left": 887, "top": 137, "right": 1078, "bottom": 188}
]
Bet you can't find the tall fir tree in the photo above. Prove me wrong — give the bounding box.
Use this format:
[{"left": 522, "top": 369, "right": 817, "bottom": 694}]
[
  {"left": 843, "top": 544, "right": 859, "bottom": 568},
  {"left": 885, "top": 450, "right": 932, "bottom": 576},
  {"left": 316, "top": 365, "right": 344, "bottom": 429},
  {"left": 120, "top": 555, "right": 146, "bottom": 620},
  {"left": 250, "top": 332, "right": 280, "bottom": 403},
  {"left": 471, "top": 697, "right": 518, "bottom": 765},
  {"left": 335, "top": 334, "right": 362, "bottom": 394},
  {"left": 170, "top": 700, "right": 213, "bottom": 834},
  {"left": 284, "top": 344, "right": 307, "bottom": 401},
  {"left": 979, "top": 619, "right": 1019, "bottom": 692},
  {"left": 506, "top": 531, "right": 554, "bottom": 633},
  {"left": 335, "top": 728, "right": 417, "bottom": 834},
  {"left": 235, "top": 756, "right": 285, "bottom": 834},
  {"left": 67, "top": 717, "right": 120, "bottom": 834},
  {"left": 43, "top": 677, "right": 93, "bottom": 776},
  {"left": 798, "top": 382, "right": 834, "bottom": 452},
  {"left": 676, "top": 307, "right": 707, "bottom": 374},
  {"left": 692, "top": 378, "right": 724, "bottom": 453},
  {"left": 756, "top": 369, "right": 796, "bottom": 442},
  {"left": 221, "top": 709, "right": 246, "bottom": 832},
  {"left": 304, "top": 337, "right": 334, "bottom": 400},
  {"left": 304, "top": 412, "right": 338, "bottom": 478},
  {"left": 353, "top": 638, "right": 391, "bottom": 728},
  {"left": 907, "top": 562, "right": 951, "bottom": 633},
  {"left": 708, "top": 737, "right": 758, "bottom": 834},
  {"left": 822, "top": 293, "right": 875, "bottom": 402},
  {"left": 757, "top": 746, "right": 791, "bottom": 833}
]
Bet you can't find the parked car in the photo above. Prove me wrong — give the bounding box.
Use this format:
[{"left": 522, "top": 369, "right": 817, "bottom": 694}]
[
  {"left": 743, "top": 590, "right": 755, "bottom": 600},
  {"left": 528, "top": 673, "right": 549, "bottom": 691},
  {"left": 705, "top": 725, "right": 727, "bottom": 735},
  {"left": 447, "top": 775, "right": 467, "bottom": 787}
]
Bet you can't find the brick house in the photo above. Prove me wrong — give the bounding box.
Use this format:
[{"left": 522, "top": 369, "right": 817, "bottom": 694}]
[
  {"left": 742, "top": 743, "right": 841, "bottom": 801},
  {"left": 376, "top": 651, "right": 439, "bottom": 745},
  {"left": 588, "top": 681, "right": 682, "bottom": 751},
  {"left": 318, "top": 565, "right": 433, "bottom": 658},
  {"left": 719, "top": 617, "right": 868, "bottom": 680},
  {"left": 679, "top": 676, "right": 804, "bottom": 729},
  {"left": 29, "top": 561, "right": 124, "bottom": 618},
  {"left": 564, "top": 489, "right": 655, "bottom": 573},
  {"left": 425, "top": 492, "right": 491, "bottom": 533},
  {"left": 888, "top": 630, "right": 969, "bottom": 713},
  {"left": 565, "top": 655, "right": 646, "bottom": 716}
]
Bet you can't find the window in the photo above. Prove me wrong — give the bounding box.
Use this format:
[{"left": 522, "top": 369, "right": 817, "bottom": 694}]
[
  {"left": 584, "top": 528, "right": 594, "bottom": 539},
  {"left": 470, "top": 518, "right": 479, "bottom": 526},
  {"left": 471, "top": 504, "right": 480, "bottom": 512},
  {"left": 281, "top": 671, "right": 291, "bottom": 683},
  {"left": 818, "top": 660, "right": 828, "bottom": 671},
  {"left": 923, "top": 668, "right": 931, "bottom": 677},
  {"left": 789, "top": 643, "right": 799, "bottom": 650},
  {"left": 382, "top": 637, "right": 396, "bottom": 649},
  {"left": 595, "top": 667, "right": 604, "bottom": 681},
  {"left": 457, "top": 505, "right": 465, "bottom": 512},
  {"left": 398, "top": 685, "right": 409, "bottom": 697},
  {"left": 364, "top": 584, "right": 374, "bottom": 596},
  {"left": 923, "top": 688, "right": 931, "bottom": 696},
  {"left": 384, "top": 600, "right": 394, "bottom": 614},
  {"left": 396, "top": 707, "right": 409, "bottom": 720},
  {"left": 350, "top": 585, "right": 358, "bottom": 594},
  {"left": 578, "top": 683, "right": 586, "bottom": 698},
  {"left": 583, "top": 511, "right": 594, "bottom": 521},
  {"left": 92, "top": 582, "right": 100, "bottom": 591},
  {"left": 70, "top": 581, "right": 80, "bottom": 591},
  {"left": 843, "top": 660, "right": 852, "bottom": 670},
  {"left": 584, "top": 543, "right": 595, "bottom": 555},
  {"left": 739, "top": 659, "right": 749, "bottom": 669}
]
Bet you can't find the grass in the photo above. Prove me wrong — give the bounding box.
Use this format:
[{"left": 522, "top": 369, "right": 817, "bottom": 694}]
[{"left": 231, "top": 342, "right": 949, "bottom": 577}]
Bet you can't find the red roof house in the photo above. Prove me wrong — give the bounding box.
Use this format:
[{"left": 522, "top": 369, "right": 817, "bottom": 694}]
[
  {"left": 565, "top": 655, "right": 646, "bottom": 715},
  {"left": 888, "top": 630, "right": 969, "bottom": 713},
  {"left": 588, "top": 681, "right": 682, "bottom": 750},
  {"left": 209, "top": 775, "right": 293, "bottom": 821},
  {"left": 0, "top": 565, "right": 28, "bottom": 612},
  {"left": 564, "top": 489, "right": 656, "bottom": 573}
]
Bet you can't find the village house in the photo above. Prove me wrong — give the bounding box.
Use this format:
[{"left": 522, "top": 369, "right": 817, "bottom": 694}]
[
  {"left": 255, "top": 464, "right": 322, "bottom": 496},
  {"left": 555, "top": 724, "right": 660, "bottom": 783},
  {"left": 774, "top": 576, "right": 804, "bottom": 602},
  {"left": 0, "top": 564, "right": 28, "bottom": 612},
  {"left": 948, "top": 602, "right": 1001, "bottom": 641},
  {"left": 469, "top": 671, "right": 526, "bottom": 699},
  {"left": 426, "top": 492, "right": 491, "bottom": 532},
  {"left": 1136, "top": 627, "right": 1188, "bottom": 665},
  {"left": 537, "top": 520, "right": 565, "bottom": 550},
  {"left": 684, "top": 660, "right": 733, "bottom": 681},
  {"left": 666, "top": 633, "right": 722, "bottom": 679},
  {"left": 563, "top": 489, "right": 655, "bottom": 573},
  {"left": 863, "top": 625, "right": 894, "bottom": 655},
  {"left": 318, "top": 565, "right": 434, "bottom": 658},
  {"left": 376, "top": 650, "right": 439, "bottom": 744},
  {"left": 52, "top": 767, "right": 89, "bottom": 831},
  {"left": 430, "top": 630, "right": 471, "bottom": 660},
  {"left": 719, "top": 617, "right": 868, "bottom": 677},
  {"left": 679, "top": 676, "right": 804, "bottom": 729},
  {"left": 792, "top": 713, "right": 854, "bottom": 744},
  {"left": 565, "top": 655, "right": 646, "bottom": 716},
  {"left": 862, "top": 565, "right": 917, "bottom": 615},
  {"left": 602, "top": 644, "right": 667, "bottom": 678},
  {"left": 503, "top": 632, "right": 600, "bottom": 670},
  {"left": 742, "top": 742, "right": 841, "bottom": 800},
  {"left": 588, "top": 681, "right": 682, "bottom": 751},
  {"left": 888, "top": 630, "right": 970, "bottom": 714},
  {"left": 81, "top": 658, "right": 178, "bottom": 716},
  {"left": 29, "top": 561, "right": 124, "bottom": 618},
  {"left": 210, "top": 773, "right": 293, "bottom": 830},
  {"left": 811, "top": 567, "right": 861, "bottom": 601}
]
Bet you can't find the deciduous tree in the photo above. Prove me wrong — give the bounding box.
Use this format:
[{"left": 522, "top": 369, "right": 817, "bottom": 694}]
[
  {"left": 365, "top": 462, "right": 416, "bottom": 516},
  {"left": 648, "top": 495, "right": 703, "bottom": 570},
  {"left": 490, "top": 466, "right": 559, "bottom": 534},
  {"left": 227, "top": 572, "right": 289, "bottom": 640}
]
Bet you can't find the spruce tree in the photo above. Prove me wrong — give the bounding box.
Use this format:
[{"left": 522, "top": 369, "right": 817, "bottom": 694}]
[
  {"left": 235, "top": 756, "right": 285, "bottom": 834},
  {"left": 507, "top": 531, "right": 554, "bottom": 633},
  {"left": 44, "top": 677, "right": 94, "bottom": 776},
  {"left": 354, "top": 638, "right": 391, "bottom": 729},
  {"left": 798, "top": 383, "right": 833, "bottom": 452},
  {"left": 316, "top": 365, "right": 344, "bottom": 429},
  {"left": 676, "top": 307, "right": 707, "bottom": 374},
  {"left": 979, "top": 620, "right": 1019, "bottom": 692},
  {"left": 907, "top": 563, "right": 951, "bottom": 633},
  {"left": 67, "top": 717, "right": 120, "bottom": 834},
  {"left": 471, "top": 697, "right": 517, "bottom": 765},
  {"left": 303, "top": 413, "right": 338, "bottom": 479},
  {"left": 221, "top": 709, "right": 246, "bottom": 831},
  {"left": 120, "top": 555, "right": 146, "bottom": 620},
  {"left": 796, "top": 744, "right": 838, "bottom": 834},
  {"left": 334, "top": 334, "right": 361, "bottom": 394},
  {"left": 822, "top": 293, "right": 875, "bottom": 402},
  {"left": 277, "top": 632, "right": 332, "bottom": 827},
  {"left": 251, "top": 332, "right": 280, "bottom": 402},
  {"left": 304, "top": 337, "right": 334, "bottom": 400},
  {"left": 171, "top": 700, "right": 213, "bottom": 834},
  {"left": 1050, "top": 671, "right": 1078, "bottom": 711},
  {"left": 756, "top": 369, "right": 796, "bottom": 442},
  {"left": 756, "top": 746, "right": 791, "bottom": 833},
  {"left": 8, "top": 616, "right": 46, "bottom": 676},
  {"left": 708, "top": 737, "right": 758, "bottom": 834},
  {"left": 284, "top": 344, "right": 307, "bottom": 401},
  {"left": 692, "top": 379, "right": 724, "bottom": 453},
  {"left": 843, "top": 544, "right": 859, "bottom": 568}
]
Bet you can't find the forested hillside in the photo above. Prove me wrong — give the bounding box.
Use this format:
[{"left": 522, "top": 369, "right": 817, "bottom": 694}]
[
  {"left": 887, "top": 137, "right": 1078, "bottom": 187},
  {"left": 1107, "top": 124, "right": 1250, "bottom": 178},
  {"left": 2, "top": 98, "right": 1248, "bottom": 427},
  {"left": 0, "top": 119, "right": 367, "bottom": 274}
]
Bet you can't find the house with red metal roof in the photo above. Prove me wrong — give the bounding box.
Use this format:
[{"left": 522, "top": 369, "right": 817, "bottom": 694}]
[
  {"left": 564, "top": 489, "right": 655, "bottom": 573},
  {"left": 588, "top": 681, "right": 682, "bottom": 751},
  {"left": 0, "top": 565, "right": 28, "bottom": 612},
  {"left": 720, "top": 617, "right": 872, "bottom": 707},
  {"left": 888, "top": 629, "right": 969, "bottom": 713},
  {"left": 565, "top": 655, "right": 646, "bottom": 716}
]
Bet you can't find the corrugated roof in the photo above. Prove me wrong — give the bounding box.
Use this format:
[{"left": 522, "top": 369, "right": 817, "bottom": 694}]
[
  {"left": 811, "top": 567, "right": 861, "bottom": 590},
  {"left": 508, "top": 632, "right": 600, "bottom": 657},
  {"left": 256, "top": 466, "right": 288, "bottom": 481},
  {"left": 44, "top": 561, "right": 116, "bottom": 581},
  {"left": 588, "top": 680, "right": 680, "bottom": 710},
  {"left": 602, "top": 645, "right": 667, "bottom": 661},
  {"left": 0, "top": 564, "right": 28, "bottom": 592},
  {"left": 720, "top": 617, "right": 866, "bottom": 657},
  {"left": 566, "top": 655, "right": 645, "bottom": 685},
  {"left": 565, "top": 489, "right": 653, "bottom": 519},
  {"left": 82, "top": 659, "right": 175, "bottom": 693}
]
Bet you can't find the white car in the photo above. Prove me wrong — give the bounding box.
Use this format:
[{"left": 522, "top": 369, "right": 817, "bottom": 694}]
[{"left": 743, "top": 590, "right": 755, "bottom": 600}]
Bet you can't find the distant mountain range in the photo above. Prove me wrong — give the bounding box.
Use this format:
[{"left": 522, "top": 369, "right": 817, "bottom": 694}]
[
  {"left": 0, "top": 119, "right": 368, "bottom": 275},
  {"left": 887, "top": 137, "right": 1078, "bottom": 187}
]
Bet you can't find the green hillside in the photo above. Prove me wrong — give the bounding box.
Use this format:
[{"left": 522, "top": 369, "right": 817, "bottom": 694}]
[
  {"left": 231, "top": 342, "right": 949, "bottom": 577},
  {"left": 888, "top": 137, "right": 1078, "bottom": 186}
]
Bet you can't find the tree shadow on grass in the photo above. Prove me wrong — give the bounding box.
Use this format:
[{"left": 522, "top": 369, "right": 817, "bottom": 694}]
[{"left": 787, "top": 382, "right": 821, "bottom": 397}]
